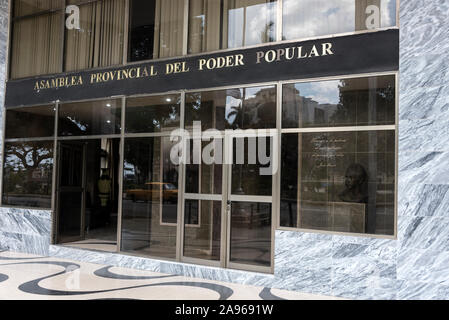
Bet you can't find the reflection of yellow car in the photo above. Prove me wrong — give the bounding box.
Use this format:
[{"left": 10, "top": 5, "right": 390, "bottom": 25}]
[{"left": 125, "top": 182, "right": 178, "bottom": 203}]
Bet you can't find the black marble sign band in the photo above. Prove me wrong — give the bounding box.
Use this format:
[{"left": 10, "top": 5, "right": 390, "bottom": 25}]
[{"left": 5, "top": 29, "right": 398, "bottom": 108}]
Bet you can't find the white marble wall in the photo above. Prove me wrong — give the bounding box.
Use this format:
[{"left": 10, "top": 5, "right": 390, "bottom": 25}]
[
  {"left": 275, "top": 0, "right": 449, "bottom": 300},
  {"left": 1, "top": 0, "right": 449, "bottom": 300}
]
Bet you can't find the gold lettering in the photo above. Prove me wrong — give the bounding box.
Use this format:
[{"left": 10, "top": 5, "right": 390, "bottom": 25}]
[
  {"left": 150, "top": 66, "right": 158, "bottom": 76},
  {"left": 256, "top": 52, "right": 264, "bottom": 64},
  {"left": 285, "top": 48, "right": 295, "bottom": 60},
  {"left": 34, "top": 81, "right": 39, "bottom": 91},
  {"left": 298, "top": 47, "right": 308, "bottom": 58},
  {"left": 226, "top": 55, "right": 234, "bottom": 67},
  {"left": 235, "top": 54, "right": 244, "bottom": 66},
  {"left": 265, "top": 50, "right": 276, "bottom": 63},
  {"left": 142, "top": 67, "right": 149, "bottom": 77},
  {"left": 199, "top": 59, "right": 206, "bottom": 71},
  {"left": 129, "top": 68, "right": 137, "bottom": 78},
  {"left": 276, "top": 49, "right": 285, "bottom": 61},
  {"left": 309, "top": 45, "right": 320, "bottom": 57},
  {"left": 322, "top": 43, "right": 334, "bottom": 56}
]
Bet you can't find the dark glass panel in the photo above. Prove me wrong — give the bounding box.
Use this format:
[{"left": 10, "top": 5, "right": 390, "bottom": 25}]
[
  {"left": 2, "top": 141, "right": 53, "bottom": 208},
  {"left": 283, "top": 76, "right": 396, "bottom": 128},
  {"left": 231, "top": 137, "right": 273, "bottom": 197},
  {"left": 280, "top": 131, "right": 395, "bottom": 235},
  {"left": 5, "top": 105, "right": 55, "bottom": 139},
  {"left": 126, "top": 94, "right": 180, "bottom": 133},
  {"left": 183, "top": 200, "right": 222, "bottom": 261},
  {"left": 121, "top": 137, "right": 179, "bottom": 259},
  {"left": 185, "top": 140, "right": 223, "bottom": 195},
  {"left": 128, "top": 0, "right": 184, "bottom": 62},
  {"left": 58, "top": 99, "right": 121, "bottom": 136},
  {"left": 230, "top": 202, "right": 271, "bottom": 267}
]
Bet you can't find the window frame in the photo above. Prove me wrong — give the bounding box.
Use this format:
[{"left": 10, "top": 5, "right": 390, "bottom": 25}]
[{"left": 276, "top": 71, "right": 399, "bottom": 240}]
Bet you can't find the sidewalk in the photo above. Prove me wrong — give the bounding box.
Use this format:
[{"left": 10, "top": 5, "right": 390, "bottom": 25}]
[{"left": 0, "top": 251, "right": 341, "bottom": 300}]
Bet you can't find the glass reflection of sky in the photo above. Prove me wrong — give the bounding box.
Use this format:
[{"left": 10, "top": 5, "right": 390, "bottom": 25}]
[
  {"left": 294, "top": 80, "right": 341, "bottom": 105},
  {"left": 228, "top": 2, "right": 276, "bottom": 48},
  {"left": 283, "top": 0, "right": 396, "bottom": 40}
]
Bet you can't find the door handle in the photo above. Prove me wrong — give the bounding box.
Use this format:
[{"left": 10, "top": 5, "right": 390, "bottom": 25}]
[{"left": 226, "top": 201, "right": 232, "bottom": 214}]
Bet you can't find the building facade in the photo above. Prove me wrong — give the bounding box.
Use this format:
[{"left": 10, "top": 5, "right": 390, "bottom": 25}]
[{"left": 0, "top": 0, "right": 448, "bottom": 300}]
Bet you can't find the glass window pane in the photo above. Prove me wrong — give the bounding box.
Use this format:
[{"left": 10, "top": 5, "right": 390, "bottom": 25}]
[
  {"left": 283, "top": 0, "right": 397, "bottom": 41},
  {"left": 2, "top": 141, "right": 53, "bottom": 208},
  {"left": 231, "top": 137, "right": 272, "bottom": 196},
  {"left": 280, "top": 131, "right": 396, "bottom": 236},
  {"left": 58, "top": 99, "right": 121, "bottom": 136},
  {"left": 185, "top": 140, "right": 223, "bottom": 195},
  {"left": 184, "top": 200, "right": 222, "bottom": 261},
  {"left": 121, "top": 137, "right": 179, "bottom": 259},
  {"left": 64, "top": 0, "right": 125, "bottom": 72},
  {"left": 13, "top": 0, "right": 62, "bottom": 17},
  {"left": 186, "top": 85, "right": 277, "bottom": 131},
  {"left": 230, "top": 202, "right": 271, "bottom": 267},
  {"left": 11, "top": 12, "right": 63, "bottom": 79},
  {"left": 282, "top": 76, "right": 395, "bottom": 128},
  {"left": 225, "top": 0, "right": 277, "bottom": 49},
  {"left": 128, "top": 0, "right": 184, "bottom": 62},
  {"left": 189, "top": 0, "right": 277, "bottom": 54},
  {"left": 125, "top": 94, "right": 180, "bottom": 133},
  {"left": 5, "top": 105, "right": 55, "bottom": 139}
]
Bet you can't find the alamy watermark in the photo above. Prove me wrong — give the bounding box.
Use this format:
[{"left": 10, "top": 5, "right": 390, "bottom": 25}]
[{"left": 169, "top": 122, "right": 278, "bottom": 176}]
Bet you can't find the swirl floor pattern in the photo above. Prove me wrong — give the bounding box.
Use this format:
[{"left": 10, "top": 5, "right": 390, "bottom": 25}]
[{"left": 0, "top": 251, "right": 340, "bottom": 300}]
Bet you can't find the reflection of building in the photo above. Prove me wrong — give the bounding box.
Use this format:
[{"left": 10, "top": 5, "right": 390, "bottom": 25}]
[{"left": 283, "top": 85, "right": 338, "bottom": 126}]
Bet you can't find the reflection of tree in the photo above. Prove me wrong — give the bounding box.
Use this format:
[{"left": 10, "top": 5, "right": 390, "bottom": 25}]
[
  {"left": 129, "top": 98, "right": 180, "bottom": 132},
  {"left": 330, "top": 78, "right": 395, "bottom": 126},
  {"left": 4, "top": 142, "right": 53, "bottom": 195}
]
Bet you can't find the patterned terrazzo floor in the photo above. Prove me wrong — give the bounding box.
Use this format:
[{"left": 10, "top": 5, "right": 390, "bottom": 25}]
[{"left": 0, "top": 250, "right": 341, "bottom": 300}]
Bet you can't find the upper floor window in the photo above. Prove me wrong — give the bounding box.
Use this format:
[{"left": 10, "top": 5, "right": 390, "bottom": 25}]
[
  {"left": 64, "top": 0, "right": 126, "bottom": 72},
  {"left": 9, "top": 0, "right": 398, "bottom": 78},
  {"left": 282, "top": 0, "right": 397, "bottom": 40}
]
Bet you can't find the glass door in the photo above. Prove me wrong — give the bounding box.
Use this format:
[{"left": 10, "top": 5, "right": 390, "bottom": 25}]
[
  {"left": 225, "top": 130, "right": 276, "bottom": 273},
  {"left": 56, "top": 142, "right": 86, "bottom": 243}
]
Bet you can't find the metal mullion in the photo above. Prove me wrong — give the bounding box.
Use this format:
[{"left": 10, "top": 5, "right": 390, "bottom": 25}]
[
  {"left": 276, "top": 0, "right": 283, "bottom": 42},
  {"left": 177, "top": 91, "right": 186, "bottom": 261},
  {"left": 123, "top": 132, "right": 177, "bottom": 139},
  {"left": 184, "top": 193, "right": 222, "bottom": 201},
  {"left": 280, "top": 71, "right": 398, "bottom": 86},
  {"left": 282, "top": 125, "right": 396, "bottom": 134},
  {"left": 50, "top": 101, "right": 59, "bottom": 244},
  {"left": 58, "top": 134, "right": 121, "bottom": 141},
  {"left": 5, "top": 103, "right": 56, "bottom": 110},
  {"left": 271, "top": 82, "right": 282, "bottom": 273},
  {"left": 116, "top": 97, "right": 126, "bottom": 252},
  {"left": 4, "top": 137, "right": 56, "bottom": 143},
  {"left": 184, "top": 81, "right": 278, "bottom": 94},
  {"left": 228, "top": 195, "right": 273, "bottom": 203}
]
